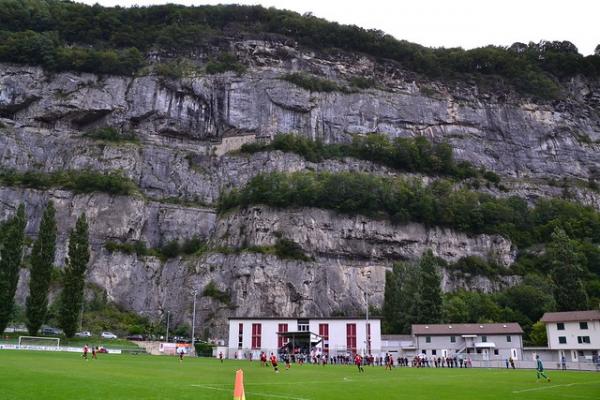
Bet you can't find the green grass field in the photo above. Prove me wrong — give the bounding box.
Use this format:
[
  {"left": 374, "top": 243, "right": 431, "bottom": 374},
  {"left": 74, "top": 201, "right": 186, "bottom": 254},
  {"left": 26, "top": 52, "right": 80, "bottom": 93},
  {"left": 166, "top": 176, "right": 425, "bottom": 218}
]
[{"left": 0, "top": 351, "right": 599, "bottom": 400}]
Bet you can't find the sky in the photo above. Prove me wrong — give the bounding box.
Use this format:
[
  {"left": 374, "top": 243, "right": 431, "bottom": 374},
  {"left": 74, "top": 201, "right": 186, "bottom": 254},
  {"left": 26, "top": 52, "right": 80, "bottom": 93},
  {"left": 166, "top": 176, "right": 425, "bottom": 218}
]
[{"left": 77, "top": 0, "right": 599, "bottom": 55}]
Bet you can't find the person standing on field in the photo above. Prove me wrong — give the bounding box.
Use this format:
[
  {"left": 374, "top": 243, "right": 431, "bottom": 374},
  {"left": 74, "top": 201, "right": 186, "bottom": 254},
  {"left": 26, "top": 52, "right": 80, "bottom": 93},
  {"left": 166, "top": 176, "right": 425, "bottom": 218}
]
[
  {"left": 536, "top": 355, "right": 550, "bottom": 382},
  {"left": 82, "top": 344, "right": 89, "bottom": 360}
]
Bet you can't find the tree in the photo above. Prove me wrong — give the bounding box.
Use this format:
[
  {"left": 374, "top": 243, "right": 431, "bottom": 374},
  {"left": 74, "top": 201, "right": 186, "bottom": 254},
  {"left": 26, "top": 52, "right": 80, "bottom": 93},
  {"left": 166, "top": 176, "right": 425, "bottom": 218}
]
[
  {"left": 26, "top": 201, "right": 57, "bottom": 335},
  {"left": 548, "top": 228, "right": 589, "bottom": 311},
  {"left": 0, "top": 204, "right": 27, "bottom": 334},
  {"left": 529, "top": 321, "right": 548, "bottom": 346},
  {"left": 418, "top": 249, "right": 443, "bottom": 324},
  {"left": 59, "top": 214, "right": 90, "bottom": 338},
  {"left": 382, "top": 262, "right": 420, "bottom": 333}
]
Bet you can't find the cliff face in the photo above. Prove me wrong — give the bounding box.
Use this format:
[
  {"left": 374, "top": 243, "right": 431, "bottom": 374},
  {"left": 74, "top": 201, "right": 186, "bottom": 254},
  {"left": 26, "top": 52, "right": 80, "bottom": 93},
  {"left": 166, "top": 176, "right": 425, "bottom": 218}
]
[{"left": 1, "top": 39, "right": 599, "bottom": 337}]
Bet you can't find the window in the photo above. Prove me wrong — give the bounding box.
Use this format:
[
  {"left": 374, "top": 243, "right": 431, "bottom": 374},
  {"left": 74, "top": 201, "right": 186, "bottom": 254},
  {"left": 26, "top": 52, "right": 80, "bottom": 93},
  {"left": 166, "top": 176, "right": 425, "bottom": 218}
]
[
  {"left": 422, "top": 349, "right": 427, "bottom": 355},
  {"left": 298, "top": 319, "right": 309, "bottom": 332},
  {"left": 481, "top": 336, "right": 487, "bottom": 342},
  {"left": 494, "top": 349, "right": 499, "bottom": 355},
  {"left": 278, "top": 323, "right": 288, "bottom": 349},
  {"left": 251, "top": 323, "right": 262, "bottom": 349},
  {"left": 506, "top": 336, "right": 512, "bottom": 342},
  {"left": 557, "top": 323, "right": 565, "bottom": 330},
  {"left": 432, "top": 349, "right": 437, "bottom": 355},
  {"left": 238, "top": 323, "right": 243, "bottom": 349},
  {"left": 577, "top": 336, "right": 591, "bottom": 344},
  {"left": 558, "top": 336, "right": 567, "bottom": 344},
  {"left": 578, "top": 350, "right": 584, "bottom": 357},
  {"left": 450, "top": 336, "right": 456, "bottom": 343},
  {"left": 319, "top": 324, "right": 329, "bottom": 353},
  {"left": 580, "top": 322, "right": 588, "bottom": 330},
  {"left": 346, "top": 324, "right": 357, "bottom": 354},
  {"left": 426, "top": 336, "right": 431, "bottom": 343}
]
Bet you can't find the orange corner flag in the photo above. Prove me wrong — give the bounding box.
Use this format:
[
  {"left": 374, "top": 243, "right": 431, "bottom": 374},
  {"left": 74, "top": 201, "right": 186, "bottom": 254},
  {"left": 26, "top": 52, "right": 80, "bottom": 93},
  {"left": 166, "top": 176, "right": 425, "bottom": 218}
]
[{"left": 233, "top": 369, "right": 246, "bottom": 400}]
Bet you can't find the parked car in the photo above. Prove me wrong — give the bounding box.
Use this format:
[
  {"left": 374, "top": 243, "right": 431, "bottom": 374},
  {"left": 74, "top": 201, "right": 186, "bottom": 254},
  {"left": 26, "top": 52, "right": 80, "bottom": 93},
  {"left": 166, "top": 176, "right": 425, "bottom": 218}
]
[
  {"left": 75, "top": 331, "right": 92, "bottom": 337},
  {"left": 41, "top": 327, "right": 63, "bottom": 336},
  {"left": 100, "top": 331, "right": 117, "bottom": 339},
  {"left": 126, "top": 334, "right": 145, "bottom": 341}
]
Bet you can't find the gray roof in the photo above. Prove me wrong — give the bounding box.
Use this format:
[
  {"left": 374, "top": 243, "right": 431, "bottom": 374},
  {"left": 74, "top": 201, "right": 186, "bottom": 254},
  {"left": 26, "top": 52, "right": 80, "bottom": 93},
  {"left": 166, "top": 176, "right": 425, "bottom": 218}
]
[
  {"left": 541, "top": 310, "right": 600, "bottom": 323},
  {"left": 412, "top": 323, "right": 523, "bottom": 335},
  {"left": 381, "top": 334, "right": 413, "bottom": 341}
]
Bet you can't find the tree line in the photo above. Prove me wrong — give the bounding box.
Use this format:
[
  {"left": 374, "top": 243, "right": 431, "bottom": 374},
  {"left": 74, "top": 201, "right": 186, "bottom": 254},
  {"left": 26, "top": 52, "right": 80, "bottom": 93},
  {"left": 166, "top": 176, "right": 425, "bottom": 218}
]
[
  {"left": 0, "top": 1, "right": 598, "bottom": 97},
  {"left": 384, "top": 227, "right": 590, "bottom": 344},
  {"left": 0, "top": 202, "right": 90, "bottom": 338},
  {"left": 241, "top": 133, "right": 500, "bottom": 184}
]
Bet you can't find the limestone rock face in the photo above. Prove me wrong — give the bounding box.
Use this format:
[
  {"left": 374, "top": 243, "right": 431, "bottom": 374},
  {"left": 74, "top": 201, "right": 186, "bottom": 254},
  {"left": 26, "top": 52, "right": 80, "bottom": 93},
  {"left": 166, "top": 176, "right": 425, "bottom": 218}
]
[{"left": 1, "top": 37, "right": 599, "bottom": 338}]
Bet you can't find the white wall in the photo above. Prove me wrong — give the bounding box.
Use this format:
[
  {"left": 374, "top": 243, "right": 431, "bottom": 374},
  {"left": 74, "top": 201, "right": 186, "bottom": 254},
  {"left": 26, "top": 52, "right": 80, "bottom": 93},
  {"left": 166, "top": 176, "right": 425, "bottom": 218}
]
[
  {"left": 546, "top": 320, "right": 600, "bottom": 351},
  {"left": 227, "top": 318, "right": 382, "bottom": 357}
]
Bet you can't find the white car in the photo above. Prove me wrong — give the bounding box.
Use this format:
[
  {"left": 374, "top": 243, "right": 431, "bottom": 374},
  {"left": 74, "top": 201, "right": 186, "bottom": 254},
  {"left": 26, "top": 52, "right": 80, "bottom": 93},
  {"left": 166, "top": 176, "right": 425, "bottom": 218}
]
[
  {"left": 101, "top": 331, "right": 117, "bottom": 339},
  {"left": 75, "top": 331, "right": 92, "bottom": 337}
]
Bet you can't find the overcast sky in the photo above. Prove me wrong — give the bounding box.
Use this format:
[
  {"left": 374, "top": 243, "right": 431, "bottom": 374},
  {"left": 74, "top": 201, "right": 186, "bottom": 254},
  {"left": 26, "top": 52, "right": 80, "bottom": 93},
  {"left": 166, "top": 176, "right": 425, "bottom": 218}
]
[{"left": 77, "top": 0, "right": 599, "bottom": 55}]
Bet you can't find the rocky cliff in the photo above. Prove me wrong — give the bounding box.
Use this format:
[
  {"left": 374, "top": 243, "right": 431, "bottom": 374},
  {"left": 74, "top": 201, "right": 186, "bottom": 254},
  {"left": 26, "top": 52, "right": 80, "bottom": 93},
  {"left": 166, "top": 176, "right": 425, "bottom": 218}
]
[{"left": 1, "top": 38, "right": 599, "bottom": 337}]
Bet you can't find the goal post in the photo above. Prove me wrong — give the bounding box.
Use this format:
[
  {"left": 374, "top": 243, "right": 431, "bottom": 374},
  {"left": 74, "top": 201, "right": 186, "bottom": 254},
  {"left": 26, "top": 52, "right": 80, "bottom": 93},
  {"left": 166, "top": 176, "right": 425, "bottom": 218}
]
[{"left": 18, "top": 336, "right": 61, "bottom": 350}]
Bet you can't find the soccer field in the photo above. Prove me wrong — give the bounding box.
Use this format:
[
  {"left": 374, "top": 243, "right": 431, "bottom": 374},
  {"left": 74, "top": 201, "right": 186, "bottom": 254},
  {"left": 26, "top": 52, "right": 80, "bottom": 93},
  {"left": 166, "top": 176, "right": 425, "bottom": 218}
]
[{"left": 0, "top": 351, "right": 599, "bottom": 400}]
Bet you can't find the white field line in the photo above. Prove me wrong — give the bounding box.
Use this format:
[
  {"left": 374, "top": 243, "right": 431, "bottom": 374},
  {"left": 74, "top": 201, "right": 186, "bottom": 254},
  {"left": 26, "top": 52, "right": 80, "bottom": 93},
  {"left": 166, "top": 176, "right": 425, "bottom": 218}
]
[
  {"left": 512, "top": 382, "right": 600, "bottom": 394},
  {"left": 191, "top": 384, "right": 311, "bottom": 400}
]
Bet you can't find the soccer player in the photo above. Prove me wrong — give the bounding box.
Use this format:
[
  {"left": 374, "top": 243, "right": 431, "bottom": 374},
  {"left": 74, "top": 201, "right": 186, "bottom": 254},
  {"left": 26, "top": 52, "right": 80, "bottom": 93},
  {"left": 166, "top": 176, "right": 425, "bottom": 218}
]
[
  {"left": 285, "top": 354, "right": 291, "bottom": 370},
  {"left": 92, "top": 346, "right": 97, "bottom": 360},
  {"left": 260, "top": 351, "right": 267, "bottom": 367},
  {"left": 179, "top": 349, "right": 185, "bottom": 362},
  {"left": 219, "top": 351, "right": 223, "bottom": 363},
  {"left": 355, "top": 354, "right": 364, "bottom": 372},
  {"left": 270, "top": 353, "right": 279, "bottom": 373},
  {"left": 535, "top": 355, "right": 550, "bottom": 382},
  {"left": 82, "top": 344, "right": 89, "bottom": 360}
]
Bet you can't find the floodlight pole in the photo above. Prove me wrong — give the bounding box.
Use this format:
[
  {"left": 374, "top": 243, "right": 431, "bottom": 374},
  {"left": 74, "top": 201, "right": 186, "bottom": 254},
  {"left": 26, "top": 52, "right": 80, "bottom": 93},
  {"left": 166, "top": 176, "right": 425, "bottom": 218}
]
[{"left": 191, "top": 289, "right": 198, "bottom": 355}]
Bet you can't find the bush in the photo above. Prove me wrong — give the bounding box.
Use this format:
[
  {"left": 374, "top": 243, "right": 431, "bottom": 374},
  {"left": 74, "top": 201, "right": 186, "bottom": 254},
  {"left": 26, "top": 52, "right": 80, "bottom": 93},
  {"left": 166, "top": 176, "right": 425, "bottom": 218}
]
[
  {"left": 282, "top": 73, "right": 343, "bottom": 92},
  {"left": 84, "top": 127, "right": 138, "bottom": 143},
  {"left": 274, "top": 238, "right": 312, "bottom": 262},
  {"left": 205, "top": 53, "right": 246, "bottom": 75},
  {"left": 202, "top": 281, "right": 230, "bottom": 304}
]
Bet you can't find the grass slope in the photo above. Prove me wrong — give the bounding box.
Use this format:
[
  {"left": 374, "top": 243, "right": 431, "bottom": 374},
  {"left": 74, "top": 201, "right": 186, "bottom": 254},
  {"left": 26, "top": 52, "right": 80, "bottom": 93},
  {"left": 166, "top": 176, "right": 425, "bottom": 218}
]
[{"left": 0, "top": 351, "right": 598, "bottom": 400}]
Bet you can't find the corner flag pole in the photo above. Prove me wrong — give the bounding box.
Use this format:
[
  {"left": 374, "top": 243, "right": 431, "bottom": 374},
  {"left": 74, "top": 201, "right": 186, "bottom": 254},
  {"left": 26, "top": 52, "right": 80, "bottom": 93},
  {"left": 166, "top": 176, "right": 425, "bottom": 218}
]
[{"left": 233, "top": 369, "right": 246, "bottom": 400}]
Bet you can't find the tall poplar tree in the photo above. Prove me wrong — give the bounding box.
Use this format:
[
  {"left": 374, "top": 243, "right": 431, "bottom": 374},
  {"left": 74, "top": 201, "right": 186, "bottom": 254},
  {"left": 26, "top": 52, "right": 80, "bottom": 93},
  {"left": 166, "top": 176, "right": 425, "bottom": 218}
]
[
  {"left": 26, "top": 201, "right": 57, "bottom": 335},
  {"left": 418, "top": 249, "right": 443, "bottom": 324},
  {"left": 59, "top": 214, "right": 90, "bottom": 338},
  {"left": 0, "top": 204, "right": 27, "bottom": 334},
  {"left": 548, "top": 228, "right": 589, "bottom": 311}
]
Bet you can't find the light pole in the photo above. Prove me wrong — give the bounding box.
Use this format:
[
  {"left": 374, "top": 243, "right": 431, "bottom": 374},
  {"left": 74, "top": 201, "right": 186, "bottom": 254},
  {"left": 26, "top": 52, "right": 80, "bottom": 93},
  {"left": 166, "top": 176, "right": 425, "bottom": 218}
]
[
  {"left": 191, "top": 289, "right": 198, "bottom": 355},
  {"left": 166, "top": 311, "right": 170, "bottom": 342},
  {"left": 365, "top": 269, "right": 372, "bottom": 356}
]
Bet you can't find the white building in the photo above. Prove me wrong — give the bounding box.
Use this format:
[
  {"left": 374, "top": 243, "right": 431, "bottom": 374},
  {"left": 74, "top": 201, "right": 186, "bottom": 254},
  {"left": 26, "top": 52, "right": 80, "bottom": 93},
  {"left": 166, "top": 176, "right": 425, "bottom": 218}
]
[
  {"left": 541, "top": 310, "right": 600, "bottom": 362},
  {"left": 227, "top": 317, "right": 381, "bottom": 359},
  {"left": 412, "top": 323, "right": 524, "bottom": 360}
]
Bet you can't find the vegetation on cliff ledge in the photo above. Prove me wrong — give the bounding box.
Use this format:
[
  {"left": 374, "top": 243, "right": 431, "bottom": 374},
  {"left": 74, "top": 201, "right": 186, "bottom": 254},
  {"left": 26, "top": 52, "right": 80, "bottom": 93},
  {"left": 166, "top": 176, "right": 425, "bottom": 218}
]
[{"left": 241, "top": 133, "right": 500, "bottom": 184}]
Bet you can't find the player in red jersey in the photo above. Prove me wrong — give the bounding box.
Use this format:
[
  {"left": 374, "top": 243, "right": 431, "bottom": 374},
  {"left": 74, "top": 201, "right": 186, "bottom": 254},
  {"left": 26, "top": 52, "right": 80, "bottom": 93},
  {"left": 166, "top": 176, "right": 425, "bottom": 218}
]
[{"left": 270, "top": 353, "right": 279, "bottom": 373}]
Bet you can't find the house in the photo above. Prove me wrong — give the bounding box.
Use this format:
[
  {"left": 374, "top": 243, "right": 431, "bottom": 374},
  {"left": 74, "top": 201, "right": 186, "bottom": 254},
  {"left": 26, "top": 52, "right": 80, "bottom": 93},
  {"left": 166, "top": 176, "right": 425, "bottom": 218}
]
[
  {"left": 381, "top": 334, "right": 416, "bottom": 357},
  {"left": 227, "top": 317, "right": 382, "bottom": 359},
  {"left": 540, "top": 310, "right": 600, "bottom": 362},
  {"left": 411, "top": 323, "right": 524, "bottom": 360}
]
